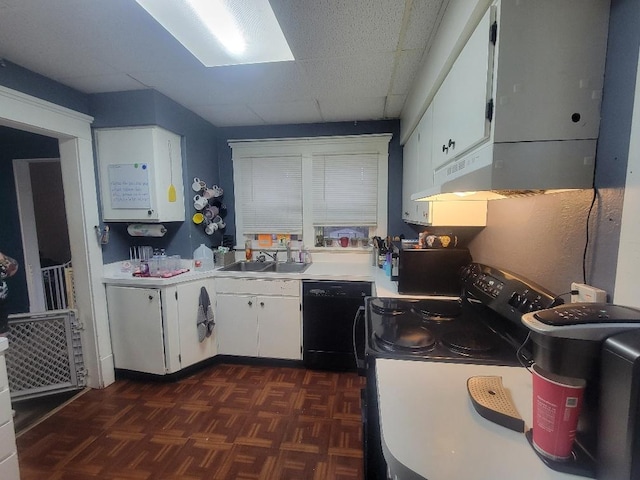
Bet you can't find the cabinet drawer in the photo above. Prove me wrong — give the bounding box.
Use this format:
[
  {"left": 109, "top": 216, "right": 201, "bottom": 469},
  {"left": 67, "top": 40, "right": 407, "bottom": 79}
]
[
  {"left": 0, "top": 420, "right": 17, "bottom": 462},
  {"left": 0, "top": 452, "right": 19, "bottom": 479},
  {"left": 0, "top": 388, "right": 11, "bottom": 426},
  {"left": 216, "top": 278, "right": 300, "bottom": 296}
]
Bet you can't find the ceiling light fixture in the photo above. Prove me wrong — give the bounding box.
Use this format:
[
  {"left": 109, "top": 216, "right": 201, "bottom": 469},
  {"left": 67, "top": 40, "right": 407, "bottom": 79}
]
[
  {"left": 185, "top": 0, "right": 245, "bottom": 56},
  {"left": 135, "top": 0, "right": 294, "bottom": 67}
]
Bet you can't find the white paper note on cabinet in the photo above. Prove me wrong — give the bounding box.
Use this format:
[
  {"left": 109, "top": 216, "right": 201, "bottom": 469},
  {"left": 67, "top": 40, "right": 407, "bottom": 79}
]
[{"left": 108, "top": 163, "right": 151, "bottom": 209}]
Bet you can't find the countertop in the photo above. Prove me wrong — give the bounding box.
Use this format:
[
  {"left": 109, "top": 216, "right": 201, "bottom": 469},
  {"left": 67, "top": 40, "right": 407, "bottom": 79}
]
[
  {"left": 102, "top": 256, "right": 402, "bottom": 296},
  {"left": 375, "top": 359, "right": 581, "bottom": 479}
]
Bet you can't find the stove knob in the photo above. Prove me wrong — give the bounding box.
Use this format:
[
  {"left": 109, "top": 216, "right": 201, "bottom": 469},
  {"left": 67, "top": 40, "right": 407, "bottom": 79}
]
[{"left": 508, "top": 292, "right": 522, "bottom": 307}]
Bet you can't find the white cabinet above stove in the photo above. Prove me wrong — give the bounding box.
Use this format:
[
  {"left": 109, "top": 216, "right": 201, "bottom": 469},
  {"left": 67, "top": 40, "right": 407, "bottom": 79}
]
[{"left": 411, "top": 0, "right": 610, "bottom": 200}]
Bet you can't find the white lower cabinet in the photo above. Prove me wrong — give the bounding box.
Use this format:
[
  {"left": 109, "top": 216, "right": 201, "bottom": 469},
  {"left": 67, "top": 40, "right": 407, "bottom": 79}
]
[
  {"left": 0, "top": 339, "right": 19, "bottom": 480},
  {"left": 106, "top": 279, "right": 217, "bottom": 375},
  {"left": 215, "top": 278, "right": 302, "bottom": 360}
]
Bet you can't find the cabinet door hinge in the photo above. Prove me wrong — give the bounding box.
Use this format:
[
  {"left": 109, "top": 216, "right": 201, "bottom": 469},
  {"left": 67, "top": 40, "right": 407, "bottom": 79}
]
[
  {"left": 490, "top": 21, "right": 498, "bottom": 45},
  {"left": 486, "top": 98, "right": 494, "bottom": 122}
]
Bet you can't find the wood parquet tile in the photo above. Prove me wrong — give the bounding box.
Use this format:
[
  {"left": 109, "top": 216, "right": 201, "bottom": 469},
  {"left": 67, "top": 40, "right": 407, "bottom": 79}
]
[{"left": 16, "top": 363, "right": 366, "bottom": 479}]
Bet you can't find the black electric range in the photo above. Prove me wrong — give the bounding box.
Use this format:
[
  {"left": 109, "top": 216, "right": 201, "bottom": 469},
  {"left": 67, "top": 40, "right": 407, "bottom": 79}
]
[
  {"left": 365, "top": 262, "right": 562, "bottom": 367},
  {"left": 361, "top": 262, "right": 563, "bottom": 479}
]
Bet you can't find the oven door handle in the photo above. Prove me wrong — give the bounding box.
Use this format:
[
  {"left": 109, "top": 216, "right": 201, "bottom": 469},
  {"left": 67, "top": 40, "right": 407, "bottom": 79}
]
[{"left": 353, "top": 306, "right": 366, "bottom": 371}]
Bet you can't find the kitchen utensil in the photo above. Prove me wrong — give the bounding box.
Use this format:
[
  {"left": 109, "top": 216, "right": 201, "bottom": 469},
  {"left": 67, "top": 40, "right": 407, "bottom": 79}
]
[
  {"left": 193, "top": 194, "right": 207, "bottom": 210},
  {"left": 205, "top": 222, "right": 218, "bottom": 235},
  {"left": 192, "top": 212, "right": 204, "bottom": 224},
  {"left": 203, "top": 185, "right": 223, "bottom": 199},
  {"left": 192, "top": 177, "right": 206, "bottom": 192},
  {"left": 467, "top": 375, "right": 524, "bottom": 432},
  {"left": 167, "top": 140, "right": 177, "bottom": 203},
  {"left": 204, "top": 205, "right": 219, "bottom": 219}
]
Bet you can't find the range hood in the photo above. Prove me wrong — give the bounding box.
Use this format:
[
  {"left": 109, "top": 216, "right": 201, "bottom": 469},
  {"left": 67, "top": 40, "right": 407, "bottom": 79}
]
[{"left": 412, "top": 139, "right": 596, "bottom": 202}]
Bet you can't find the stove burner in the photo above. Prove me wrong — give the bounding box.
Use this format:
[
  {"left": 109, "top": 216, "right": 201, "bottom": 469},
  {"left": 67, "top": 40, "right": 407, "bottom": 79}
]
[
  {"left": 411, "top": 299, "right": 462, "bottom": 322},
  {"left": 441, "top": 330, "right": 496, "bottom": 356},
  {"left": 370, "top": 298, "right": 412, "bottom": 316},
  {"left": 375, "top": 324, "right": 436, "bottom": 352}
]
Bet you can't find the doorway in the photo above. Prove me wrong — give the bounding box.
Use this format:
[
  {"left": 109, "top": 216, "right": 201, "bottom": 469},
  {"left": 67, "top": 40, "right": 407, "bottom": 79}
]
[
  {"left": 13, "top": 158, "right": 71, "bottom": 312},
  {"left": 0, "top": 84, "right": 114, "bottom": 390}
]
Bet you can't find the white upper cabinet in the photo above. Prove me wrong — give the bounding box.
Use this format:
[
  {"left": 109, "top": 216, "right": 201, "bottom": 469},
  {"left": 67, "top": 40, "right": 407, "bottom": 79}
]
[
  {"left": 402, "top": 125, "right": 419, "bottom": 223},
  {"left": 403, "top": 104, "right": 487, "bottom": 226},
  {"left": 431, "top": 8, "right": 493, "bottom": 171},
  {"left": 96, "top": 126, "right": 185, "bottom": 222},
  {"left": 406, "top": 0, "right": 609, "bottom": 197},
  {"left": 492, "top": 0, "right": 607, "bottom": 143}
]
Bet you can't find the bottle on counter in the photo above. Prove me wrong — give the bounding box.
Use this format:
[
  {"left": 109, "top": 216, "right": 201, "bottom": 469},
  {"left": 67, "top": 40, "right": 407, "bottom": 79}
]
[{"left": 245, "top": 239, "right": 253, "bottom": 261}]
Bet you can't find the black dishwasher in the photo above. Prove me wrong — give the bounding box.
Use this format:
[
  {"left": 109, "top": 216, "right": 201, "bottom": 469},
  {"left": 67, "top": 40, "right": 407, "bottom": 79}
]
[{"left": 302, "top": 281, "right": 372, "bottom": 371}]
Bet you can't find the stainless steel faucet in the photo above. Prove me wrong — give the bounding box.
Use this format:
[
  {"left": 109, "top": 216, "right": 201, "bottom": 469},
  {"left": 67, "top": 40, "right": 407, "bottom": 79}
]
[
  {"left": 259, "top": 250, "right": 278, "bottom": 262},
  {"left": 286, "top": 241, "right": 293, "bottom": 263}
]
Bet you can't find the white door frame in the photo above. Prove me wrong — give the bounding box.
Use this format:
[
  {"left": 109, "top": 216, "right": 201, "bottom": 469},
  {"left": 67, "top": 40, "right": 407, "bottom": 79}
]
[
  {"left": 13, "top": 157, "right": 60, "bottom": 313},
  {"left": 0, "top": 85, "right": 114, "bottom": 388}
]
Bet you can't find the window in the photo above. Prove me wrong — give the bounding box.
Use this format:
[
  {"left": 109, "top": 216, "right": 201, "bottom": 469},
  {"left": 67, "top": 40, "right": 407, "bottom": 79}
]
[
  {"left": 233, "top": 155, "right": 302, "bottom": 234},
  {"left": 312, "top": 153, "right": 379, "bottom": 226},
  {"left": 230, "top": 134, "right": 391, "bottom": 247}
]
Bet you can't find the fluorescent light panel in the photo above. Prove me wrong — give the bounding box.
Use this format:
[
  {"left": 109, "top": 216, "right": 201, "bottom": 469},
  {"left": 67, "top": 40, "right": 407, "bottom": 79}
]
[{"left": 135, "top": 0, "right": 294, "bottom": 67}]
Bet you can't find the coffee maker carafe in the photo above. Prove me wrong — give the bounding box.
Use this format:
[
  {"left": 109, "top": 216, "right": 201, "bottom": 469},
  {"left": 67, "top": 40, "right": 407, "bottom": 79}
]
[{"left": 522, "top": 303, "right": 640, "bottom": 479}]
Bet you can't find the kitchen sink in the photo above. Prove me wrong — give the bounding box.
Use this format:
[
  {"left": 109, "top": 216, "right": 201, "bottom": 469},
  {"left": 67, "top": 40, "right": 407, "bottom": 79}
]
[
  {"left": 220, "top": 261, "right": 275, "bottom": 272},
  {"left": 220, "top": 261, "right": 311, "bottom": 274},
  {"left": 268, "top": 262, "right": 312, "bottom": 273}
]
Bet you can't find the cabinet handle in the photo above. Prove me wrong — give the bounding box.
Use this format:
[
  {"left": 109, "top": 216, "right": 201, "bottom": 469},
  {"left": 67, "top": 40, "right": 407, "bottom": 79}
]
[
  {"left": 443, "top": 139, "right": 456, "bottom": 154},
  {"left": 147, "top": 209, "right": 154, "bottom": 216},
  {"left": 148, "top": 295, "right": 153, "bottom": 300},
  {"left": 248, "top": 300, "right": 253, "bottom": 306},
  {"left": 260, "top": 301, "right": 265, "bottom": 307}
]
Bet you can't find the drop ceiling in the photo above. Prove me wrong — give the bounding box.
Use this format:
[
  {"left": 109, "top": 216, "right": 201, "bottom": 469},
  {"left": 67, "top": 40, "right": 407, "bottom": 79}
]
[{"left": 0, "top": 0, "right": 446, "bottom": 128}]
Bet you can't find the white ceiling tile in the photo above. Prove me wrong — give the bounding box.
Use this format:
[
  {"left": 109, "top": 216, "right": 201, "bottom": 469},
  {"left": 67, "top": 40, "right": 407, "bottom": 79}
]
[
  {"left": 190, "top": 104, "right": 265, "bottom": 127},
  {"left": 56, "top": 74, "right": 149, "bottom": 94},
  {"left": 391, "top": 49, "right": 425, "bottom": 95},
  {"left": 270, "top": 0, "right": 406, "bottom": 59},
  {"left": 385, "top": 94, "right": 407, "bottom": 118},
  {"left": 300, "top": 53, "right": 395, "bottom": 98},
  {"left": 250, "top": 100, "right": 322, "bottom": 125},
  {"left": 318, "top": 96, "right": 386, "bottom": 122},
  {"left": 402, "top": 0, "right": 444, "bottom": 51}
]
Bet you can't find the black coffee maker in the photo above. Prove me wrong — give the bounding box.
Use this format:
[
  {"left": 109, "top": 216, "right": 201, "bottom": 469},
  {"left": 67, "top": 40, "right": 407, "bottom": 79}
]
[{"left": 522, "top": 303, "right": 640, "bottom": 479}]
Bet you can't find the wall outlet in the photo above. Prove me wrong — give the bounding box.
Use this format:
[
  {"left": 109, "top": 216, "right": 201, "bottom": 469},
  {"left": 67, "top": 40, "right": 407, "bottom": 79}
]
[{"left": 571, "top": 282, "right": 607, "bottom": 303}]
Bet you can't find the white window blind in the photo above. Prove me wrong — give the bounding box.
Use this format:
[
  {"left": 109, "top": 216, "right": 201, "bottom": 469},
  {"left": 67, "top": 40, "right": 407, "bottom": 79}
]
[
  {"left": 234, "top": 155, "right": 302, "bottom": 234},
  {"left": 312, "top": 153, "right": 378, "bottom": 226}
]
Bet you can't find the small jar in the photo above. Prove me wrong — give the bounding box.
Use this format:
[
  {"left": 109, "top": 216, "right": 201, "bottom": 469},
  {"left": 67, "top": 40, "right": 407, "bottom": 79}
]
[
  {"left": 139, "top": 260, "right": 150, "bottom": 277},
  {"left": 245, "top": 240, "right": 253, "bottom": 261}
]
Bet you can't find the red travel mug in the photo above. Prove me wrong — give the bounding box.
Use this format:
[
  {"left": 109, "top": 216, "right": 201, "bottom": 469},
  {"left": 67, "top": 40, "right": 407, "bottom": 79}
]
[{"left": 531, "top": 364, "right": 586, "bottom": 461}]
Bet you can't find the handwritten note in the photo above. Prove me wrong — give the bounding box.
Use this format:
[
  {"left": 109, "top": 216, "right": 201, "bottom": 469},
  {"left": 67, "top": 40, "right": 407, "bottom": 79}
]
[{"left": 108, "top": 164, "right": 151, "bottom": 209}]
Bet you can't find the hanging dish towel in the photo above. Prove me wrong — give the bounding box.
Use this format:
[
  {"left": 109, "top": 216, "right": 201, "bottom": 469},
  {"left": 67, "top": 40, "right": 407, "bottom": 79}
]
[{"left": 198, "top": 286, "right": 215, "bottom": 341}]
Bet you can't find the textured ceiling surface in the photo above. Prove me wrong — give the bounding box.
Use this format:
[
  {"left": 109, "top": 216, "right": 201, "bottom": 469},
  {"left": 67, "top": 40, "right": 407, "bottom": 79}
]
[{"left": 0, "top": 0, "right": 445, "bottom": 127}]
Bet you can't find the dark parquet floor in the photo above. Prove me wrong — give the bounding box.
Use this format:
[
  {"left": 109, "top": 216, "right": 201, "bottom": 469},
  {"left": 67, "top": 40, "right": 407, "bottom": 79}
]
[{"left": 16, "top": 363, "right": 366, "bottom": 480}]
